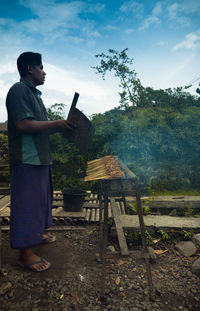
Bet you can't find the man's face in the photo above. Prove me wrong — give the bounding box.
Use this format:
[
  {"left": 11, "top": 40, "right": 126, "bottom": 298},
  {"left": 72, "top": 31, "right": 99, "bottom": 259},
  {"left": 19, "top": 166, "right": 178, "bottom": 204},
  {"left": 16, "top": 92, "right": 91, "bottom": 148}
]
[{"left": 28, "top": 63, "right": 46, "bottom": 86}]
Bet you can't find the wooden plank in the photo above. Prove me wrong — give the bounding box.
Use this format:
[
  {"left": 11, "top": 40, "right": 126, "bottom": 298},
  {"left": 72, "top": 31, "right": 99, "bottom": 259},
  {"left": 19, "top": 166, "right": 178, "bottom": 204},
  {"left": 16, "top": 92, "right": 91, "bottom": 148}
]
[
  {"left": 126, "top": 195, "right": 200, "bottom": 208},
  {"left": 120, "top": 214, "right": 200, "bottom": 229},
  {"left": 0, "top": 205, "right": 10, "bottom": 217},
  {"left": 110, "top": 198, "right": 129, "bottom": 256},
  {"left": 0, "top": 188, "right": 10, "bottom": 195},
  {"left": 147, "top": 200, "right": 200, "bottom": 209},
  {"left": 84, "top": 197, "right": 98, "bottom": 202},
  {"left": 96, "top": 207, "right": 100, "bottom": 222},
  {"left": 83, "top": 203, "right": 99, "bottom": 208},
  {"left": 108, "top": 202, "right": 112, "bottom": 219},
  {"left": 85, "top": 208, "right": 90, "bottom": 222},
  {"left": 53, "top": 195, "right": 63, "bottom": 201},
  {"left": 119, "top": 201, "right": 126, "bottom": 214},
  {"left": 53, "top": 201, "right": 63, "bottom": 207},
  {"left": 0, "top": 196, "right": 10, "bottom": 210},
  {"left": 90, "top": 208, "right": 96, "bottom": 223},
  {"left": 52, "top": 208, "right": 85, "bottom": 218},
  {"left": 1, "top": 226, "right": 87, "bottom": 232}
]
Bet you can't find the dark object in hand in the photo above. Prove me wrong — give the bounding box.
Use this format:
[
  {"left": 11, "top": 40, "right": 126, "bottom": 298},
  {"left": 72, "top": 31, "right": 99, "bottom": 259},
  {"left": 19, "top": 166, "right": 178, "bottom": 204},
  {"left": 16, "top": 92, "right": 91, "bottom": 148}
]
[{"left": 66, "top": 93, "right": 94, "bottom": 155}]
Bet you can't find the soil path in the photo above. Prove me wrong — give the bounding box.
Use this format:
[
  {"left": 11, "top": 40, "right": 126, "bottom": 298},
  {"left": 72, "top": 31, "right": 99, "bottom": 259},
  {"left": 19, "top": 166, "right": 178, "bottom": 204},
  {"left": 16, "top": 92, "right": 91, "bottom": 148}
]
[{"left": 0, "top": 225, "right": 199, "bottom": 311}]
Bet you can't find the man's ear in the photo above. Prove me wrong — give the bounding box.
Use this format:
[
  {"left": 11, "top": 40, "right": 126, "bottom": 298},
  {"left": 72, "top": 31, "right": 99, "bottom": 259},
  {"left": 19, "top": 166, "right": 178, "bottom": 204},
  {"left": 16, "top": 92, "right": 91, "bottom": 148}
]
[{"left": 27, "top": 65, "right": 33, "bottom": 74}]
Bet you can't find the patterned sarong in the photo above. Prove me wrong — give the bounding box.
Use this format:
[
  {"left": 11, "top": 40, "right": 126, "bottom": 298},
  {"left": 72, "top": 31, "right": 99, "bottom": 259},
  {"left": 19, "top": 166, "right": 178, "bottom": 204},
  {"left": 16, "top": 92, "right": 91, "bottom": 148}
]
[{"left": 10, "top": 164, "right": 53, "bottom": 249}]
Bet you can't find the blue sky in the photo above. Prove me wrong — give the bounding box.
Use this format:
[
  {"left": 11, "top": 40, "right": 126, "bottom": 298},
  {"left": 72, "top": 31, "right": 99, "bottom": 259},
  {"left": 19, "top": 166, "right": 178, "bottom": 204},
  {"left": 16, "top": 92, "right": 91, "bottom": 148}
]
[{"left": 0, "top": 0, "right": 200, "bottom": 121}]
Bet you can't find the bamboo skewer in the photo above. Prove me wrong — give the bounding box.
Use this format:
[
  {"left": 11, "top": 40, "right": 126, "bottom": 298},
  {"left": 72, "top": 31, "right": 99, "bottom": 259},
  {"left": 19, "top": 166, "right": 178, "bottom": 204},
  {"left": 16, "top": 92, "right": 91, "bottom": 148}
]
[{"left": 84, "top": 156, "right": 124, "bottom": 181}]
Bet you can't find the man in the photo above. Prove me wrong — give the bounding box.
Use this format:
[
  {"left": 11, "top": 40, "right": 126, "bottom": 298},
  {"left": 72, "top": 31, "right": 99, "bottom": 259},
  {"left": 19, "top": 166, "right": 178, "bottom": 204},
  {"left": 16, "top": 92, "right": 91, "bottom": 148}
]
[{"left": 6, "top": 52, "right": 74, "bottom": 271}]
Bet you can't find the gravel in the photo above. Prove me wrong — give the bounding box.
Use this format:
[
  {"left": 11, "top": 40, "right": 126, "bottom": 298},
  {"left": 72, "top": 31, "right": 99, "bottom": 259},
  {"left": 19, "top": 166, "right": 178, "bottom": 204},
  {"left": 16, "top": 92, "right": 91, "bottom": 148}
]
[{"left": 0, "top": 226, "right": 199, "bottom": 310}]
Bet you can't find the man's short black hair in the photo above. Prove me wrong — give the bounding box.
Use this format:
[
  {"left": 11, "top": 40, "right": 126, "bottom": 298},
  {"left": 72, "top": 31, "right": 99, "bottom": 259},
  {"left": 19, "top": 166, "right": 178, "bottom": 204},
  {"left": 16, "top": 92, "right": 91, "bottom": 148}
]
[{"left": 17, "top": 52, "right": 42, "bottom": 77}]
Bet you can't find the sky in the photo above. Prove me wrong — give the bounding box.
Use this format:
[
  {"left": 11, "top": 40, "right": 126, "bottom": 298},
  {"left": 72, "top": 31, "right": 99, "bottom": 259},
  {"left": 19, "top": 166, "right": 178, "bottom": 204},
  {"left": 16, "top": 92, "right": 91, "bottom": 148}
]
[{"left": 0, "top": 0, "right": 200, "bottom": 122}]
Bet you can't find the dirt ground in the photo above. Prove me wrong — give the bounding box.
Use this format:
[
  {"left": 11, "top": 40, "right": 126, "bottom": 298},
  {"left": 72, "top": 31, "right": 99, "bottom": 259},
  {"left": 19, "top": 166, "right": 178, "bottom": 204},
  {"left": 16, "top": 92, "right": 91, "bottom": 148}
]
[{"left": 0, "top": 225, "right": 200, "bottom": 311}]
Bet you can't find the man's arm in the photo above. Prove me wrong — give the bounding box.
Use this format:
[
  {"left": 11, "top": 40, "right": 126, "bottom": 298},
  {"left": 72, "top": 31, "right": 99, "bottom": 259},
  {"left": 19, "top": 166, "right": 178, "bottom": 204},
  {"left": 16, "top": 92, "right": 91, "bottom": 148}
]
[{"left": 16, "top": 119, "right": 75, "bottom": 134}]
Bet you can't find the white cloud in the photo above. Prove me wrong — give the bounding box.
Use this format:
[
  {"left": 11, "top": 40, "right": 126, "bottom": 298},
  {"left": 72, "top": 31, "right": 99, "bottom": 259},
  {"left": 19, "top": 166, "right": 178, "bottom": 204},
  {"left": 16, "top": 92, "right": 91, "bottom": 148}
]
[
  {"left": 137, "top": 52, "right": 198, "bottom": 95},
  {"left": 180, "top": 0, "right": 200, "bottom": 15},
  {"left": 167, "top": 0, "right": 200, "bottom": 27},
  {"left": 0, "top": 0, "right": 102, "bottom": 49},
  {"left": 104, "top": 25, "right": 118, "bottom": 31},
  {"left": 124, "top": 28, "right": 135, "bottom": 34},
  {"left": 157, "top": 41, "right": 165, "bottom": 46},
  {"left": 139, "top": 2, "right": 162, "bottom": 30},
  {"left": 173, "top": 30, "right": 200, "bottom": 51},
  {"left": 167, "top": 3, "right": 190, "bottom": 27},
  {"left": 120, "top": 1, "right": 144, "bottom": 18},
  {"left": 44, "top": 63, "right": 107, "bottom": 97},
  {"left": 0, "top": 61, "right": 120, "bottom": 121}
]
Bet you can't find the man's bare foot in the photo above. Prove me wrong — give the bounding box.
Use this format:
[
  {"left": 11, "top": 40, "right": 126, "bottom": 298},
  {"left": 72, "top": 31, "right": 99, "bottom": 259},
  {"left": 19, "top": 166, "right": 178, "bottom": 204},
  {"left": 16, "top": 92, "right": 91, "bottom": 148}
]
[{"left": 19, "top": 248, "right": 50, "bottom": 271}]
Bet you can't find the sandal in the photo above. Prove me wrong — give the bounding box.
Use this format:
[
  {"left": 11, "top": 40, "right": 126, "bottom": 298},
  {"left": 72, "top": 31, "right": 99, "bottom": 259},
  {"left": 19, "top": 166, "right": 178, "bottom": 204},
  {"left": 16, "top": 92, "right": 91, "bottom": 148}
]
[
  {"left": 41, "top": 234, "right": 56, "bottom": 244},
  {"left": 19, "top": 257, "right": 51, "bottom": 272}
]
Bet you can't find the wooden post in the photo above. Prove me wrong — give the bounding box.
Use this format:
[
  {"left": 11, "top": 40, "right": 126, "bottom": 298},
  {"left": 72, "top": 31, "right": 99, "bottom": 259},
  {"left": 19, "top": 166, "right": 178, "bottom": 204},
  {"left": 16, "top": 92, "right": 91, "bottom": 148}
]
[{"left": 136, "top": 191, "right": 155, "bottom": 300}]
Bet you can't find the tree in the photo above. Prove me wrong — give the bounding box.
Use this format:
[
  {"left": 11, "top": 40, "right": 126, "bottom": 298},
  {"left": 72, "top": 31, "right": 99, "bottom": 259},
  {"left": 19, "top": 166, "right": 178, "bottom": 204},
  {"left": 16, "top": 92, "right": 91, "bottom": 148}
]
[
  {"left": 92, "top": 48, "right": 142, "bottom": 109},
  {"left": 91, "top": 49, "right": 200, "bottom": 191},
  {"left": 93, "top": 48, "right": 200, "bottom": 111},
  {"left": 196, "top": 82, "right": 200, "bottom": 95}
]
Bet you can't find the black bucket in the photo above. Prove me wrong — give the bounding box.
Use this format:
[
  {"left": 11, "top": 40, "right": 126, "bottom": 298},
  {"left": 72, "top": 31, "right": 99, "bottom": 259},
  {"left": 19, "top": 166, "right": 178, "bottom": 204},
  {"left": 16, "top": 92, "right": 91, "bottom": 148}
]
[{"left": 62, "top": 189, "right": 86, "bottom": 212}]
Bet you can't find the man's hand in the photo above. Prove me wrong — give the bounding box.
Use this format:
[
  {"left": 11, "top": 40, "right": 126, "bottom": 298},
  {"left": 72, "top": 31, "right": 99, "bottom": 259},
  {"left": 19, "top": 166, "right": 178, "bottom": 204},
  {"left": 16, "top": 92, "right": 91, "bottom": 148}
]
[{"left": 56, "top": 120, "right": 76, "bottom": 132}]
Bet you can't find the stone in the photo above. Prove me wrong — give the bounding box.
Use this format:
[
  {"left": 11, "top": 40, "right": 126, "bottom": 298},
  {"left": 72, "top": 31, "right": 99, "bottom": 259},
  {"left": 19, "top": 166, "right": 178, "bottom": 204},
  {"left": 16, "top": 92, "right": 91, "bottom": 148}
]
[
  {"left": 175, "top": 241, "right": 197, "bottom": 257},
  {"left": 107, "top": 245, "right": 116, "bottom": 253},
  {"left": 192, "top": 233, "right": 200, "bottom": 249},
  {"left": 191, "top": 257, "right": 200, "bottom": 275},
  {"left": 0, "top": 282, "right": 12, "bottom": 295}
]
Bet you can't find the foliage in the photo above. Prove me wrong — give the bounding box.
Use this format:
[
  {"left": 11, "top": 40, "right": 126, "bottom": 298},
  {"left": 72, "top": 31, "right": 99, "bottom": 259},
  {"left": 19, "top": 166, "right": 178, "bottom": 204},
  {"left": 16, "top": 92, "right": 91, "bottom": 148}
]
[
  {"left": 157, "top": 230, "right": 170, "bottom": 241},
  {"left": 46, "top": 103, "right": 65, "bottom": 120},
  {"left": 184, "top": 204, "right": 194, "bottom": 218},
  {"left": 91, "top": 48, "right": 200, "bottom": 192},
  {"left": 0, "top": 134, "right": 9, "bottom": 183},
  {"left": 127, "top": 201, "right": 151, "bottom": 215},
  {"left": 124, "top": 228, "right": 195, "bottom": 247},
  {"left": 92, "top": 48, "right": 142, "bottom": 109},
  {"left": 124, "top": 230, "right": 139, "bottom": 247},
  {"left": 182, "top": 229, "right": 193, "bottom": 240},
  {"left": 0, "top": 134, "right": 9, "bottom": 164},
  {"left": 145, "top": 230, "right": 154, "bottom": 245}
]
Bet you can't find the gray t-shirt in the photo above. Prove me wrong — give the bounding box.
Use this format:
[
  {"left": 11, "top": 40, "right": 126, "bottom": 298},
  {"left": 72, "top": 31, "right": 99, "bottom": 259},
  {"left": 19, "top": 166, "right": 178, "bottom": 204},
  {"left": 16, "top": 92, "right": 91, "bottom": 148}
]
[{"left": 6, "top": 78, "right": 51, "bottom": 166}]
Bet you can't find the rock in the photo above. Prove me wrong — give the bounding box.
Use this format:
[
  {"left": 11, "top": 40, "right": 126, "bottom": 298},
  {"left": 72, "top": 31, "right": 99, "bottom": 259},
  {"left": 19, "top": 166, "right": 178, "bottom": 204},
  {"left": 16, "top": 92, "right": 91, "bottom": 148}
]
[
  {"left": 192, "top": 233, "right": 200, "bottom": 249},
  {"left": 107, "top": 245, "right": 116, "bottom": 253},
  {"left": 187, "top": 271, "right": 193, "bottom": 277},
  {"left": 147, "top": 246, "right": 156, "bottom": 262},
  {"left": 0, "top": 282, "right": 12, "bottom": 295},
  {"left": 175, "top": 241, "right": 197, "bottom": 257},
  {"left": 191, "top": 257, "right": 200, "bottom": 275}
]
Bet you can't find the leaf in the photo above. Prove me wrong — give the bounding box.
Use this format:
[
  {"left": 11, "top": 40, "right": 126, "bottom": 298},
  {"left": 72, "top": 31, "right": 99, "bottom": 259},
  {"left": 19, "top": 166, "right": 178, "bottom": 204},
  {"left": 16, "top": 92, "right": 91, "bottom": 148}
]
[
  {"left": 116, "top": 260, "right": 128, "bottom": 267},
  {"left": 154, "top": 249, "right": 168, "bottom": 255},
  {"left": 115, "top": 276, "right": 120, "bottom": 285}
]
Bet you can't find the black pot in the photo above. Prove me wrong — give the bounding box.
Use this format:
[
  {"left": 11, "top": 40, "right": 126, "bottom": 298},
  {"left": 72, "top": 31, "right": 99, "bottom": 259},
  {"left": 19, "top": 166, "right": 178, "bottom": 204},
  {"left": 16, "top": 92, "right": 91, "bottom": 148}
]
[{"left": 62, "top": 188, "right": 86, "bottom": 212}]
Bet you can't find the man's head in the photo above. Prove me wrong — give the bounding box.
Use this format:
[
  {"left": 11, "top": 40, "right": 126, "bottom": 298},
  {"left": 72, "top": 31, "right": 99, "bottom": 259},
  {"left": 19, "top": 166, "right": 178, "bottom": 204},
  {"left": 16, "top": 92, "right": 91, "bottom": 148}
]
[{"left": 17, "top": 52, "right": 46, "bottom": 86}]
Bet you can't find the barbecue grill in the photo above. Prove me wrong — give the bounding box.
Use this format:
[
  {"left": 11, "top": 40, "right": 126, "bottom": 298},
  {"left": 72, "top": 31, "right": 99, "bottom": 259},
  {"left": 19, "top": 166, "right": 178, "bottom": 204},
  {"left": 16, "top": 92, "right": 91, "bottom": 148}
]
[{"left": 84, "top": 156, "right": 155, "bottom": 300}]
